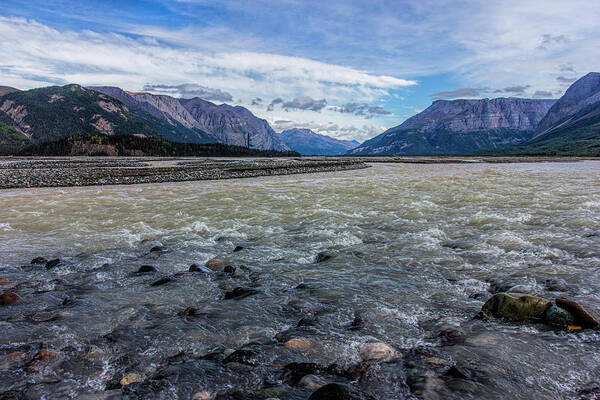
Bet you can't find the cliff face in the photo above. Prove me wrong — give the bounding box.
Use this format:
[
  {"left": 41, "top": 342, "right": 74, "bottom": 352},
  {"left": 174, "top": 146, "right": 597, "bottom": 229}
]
[
  {"left": 180, "top": 98, "right": 289, "bottom": 151},
  {"left": 478, "top": 73, "right": 600, "bottom": 156},
  {"left": 91, "top": 87, "right": 288, "bottom": 151},
  {"left": 280, "top": 128, "right": 358, "bottom": 155},
  {"left": 534, "top": 72, "right": 600, "bottom": 135},
  {"left": 349, "top": 98, "right": 555, "bottom": 155}
]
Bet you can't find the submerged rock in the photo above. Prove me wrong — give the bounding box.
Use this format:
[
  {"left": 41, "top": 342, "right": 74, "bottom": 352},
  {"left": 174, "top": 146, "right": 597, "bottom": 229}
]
[
  {"left": 0, "top": 278, "right": 10, "bottom": 285},
  {"left": 205, "top": 258, "right": 230, "bottom": 271},
  {"left": 359, "top": 342, "right": 398, "bottom": 362},
  {"left": 308, "top": 383, "right": 376, "bottom": 400},
  {"left": 151, "top": 276, "right": 173, "bottom": 287},
  {"left": 489, "top": 278, "right": 536, "bottom": 294},
  {"left": 150, "top": 246, "right": 164, "bottom": 253},
  {"left": 0, "top": 291, "right": 22, "bottom": 306},
  {"left": 299, "top": 374, "right": 327, "bottom": 389},
  {"left": 224, "top": 287, "right": 259, "bottom": 300},
  {"left": 482, "top": 293, "right": 551, "bottom": 321},
  {"left": 222, "top": 349, "right": 257, "bottom": 366},
  {"left": 545, "top": 278, "right": 569, "bottom": 292},
  {"left": 189, "top": 263, "right": 212, "bottom": 273},
  {"left": 315, "top": 252, "right": 334, "bottom": 263},
  {"left": 26, "top": 349, "right": 60, "bottom": 371},
  {"left": 135, "top": 265, "right": 157, "bottom": 273},
  {"left": 223, "top": 265, "right": 236, "bottom": 274},
  {"left": 45, "top": 258, "right": 65, "bottom": 269},
  {"left": 555, "top": 297, "right": 599, "bottom": 329},
  {"left": 233, "top": 246, "right": 244, "bottom": 252},
  {"left": 285, "top": 337, "right": 313, "bottom": 351},
  {"left": 31, "top": 257, "right": 48, "bottom": 264},
  {"left": 284, "top": 362, "right": 324, "bottom": 386}
]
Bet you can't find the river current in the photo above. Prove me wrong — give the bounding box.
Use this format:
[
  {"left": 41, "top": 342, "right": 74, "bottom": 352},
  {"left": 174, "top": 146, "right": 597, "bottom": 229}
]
[{"left": 1, "top": 162, "right": 599, "bottom": 399}]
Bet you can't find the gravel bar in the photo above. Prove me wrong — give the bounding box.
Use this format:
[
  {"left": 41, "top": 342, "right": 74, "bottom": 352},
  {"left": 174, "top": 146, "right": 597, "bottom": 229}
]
[{"left": 0, "top": 158, "right": 368, "bottom": 189}]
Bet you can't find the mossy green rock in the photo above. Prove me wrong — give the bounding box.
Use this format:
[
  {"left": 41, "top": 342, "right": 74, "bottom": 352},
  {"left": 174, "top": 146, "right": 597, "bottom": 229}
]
[
  {"left": 544, "top": 305, "right": 575, "bottom": 327},
  {"left": 482, "top": 293, "right": 551, "bottom": 321}
]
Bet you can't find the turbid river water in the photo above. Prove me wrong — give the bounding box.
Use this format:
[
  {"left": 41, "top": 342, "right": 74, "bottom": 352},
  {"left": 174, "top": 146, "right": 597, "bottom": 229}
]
[{"left": 0, "top": 162, "right": 599, "bottom": 399}]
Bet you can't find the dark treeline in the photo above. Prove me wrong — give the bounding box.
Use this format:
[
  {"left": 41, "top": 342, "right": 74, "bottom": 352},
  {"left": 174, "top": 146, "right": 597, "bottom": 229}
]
[{"left": 4, "top": 134, "right": 300, "bottom": 157}]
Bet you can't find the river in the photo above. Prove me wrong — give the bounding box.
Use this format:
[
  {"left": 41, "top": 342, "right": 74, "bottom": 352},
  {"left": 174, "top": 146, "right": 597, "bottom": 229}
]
[{"left": 1, "top": 161, "right": 599, "bottom": 399}]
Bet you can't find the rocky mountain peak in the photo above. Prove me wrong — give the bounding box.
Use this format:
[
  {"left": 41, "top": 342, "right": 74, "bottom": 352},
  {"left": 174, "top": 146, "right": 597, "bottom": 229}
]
[{"left": 535, "top": 72, "right": 600, "bottom": 135}]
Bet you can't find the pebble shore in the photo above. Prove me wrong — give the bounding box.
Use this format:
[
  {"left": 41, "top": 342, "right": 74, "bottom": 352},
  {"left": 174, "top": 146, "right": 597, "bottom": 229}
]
[{"left": 0, "top": 158, "right": 368, "bottom": 189}]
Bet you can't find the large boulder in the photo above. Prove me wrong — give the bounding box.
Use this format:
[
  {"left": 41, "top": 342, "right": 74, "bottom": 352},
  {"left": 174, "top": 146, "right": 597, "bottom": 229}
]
[{"left": 482, "top": 293, "right": 551, "bottom": 321}]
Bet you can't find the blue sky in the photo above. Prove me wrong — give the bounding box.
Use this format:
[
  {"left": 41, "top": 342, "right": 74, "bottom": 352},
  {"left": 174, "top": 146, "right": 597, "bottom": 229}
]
[{"left": 0, "top": 0, "right": 598, "bottom": 141}]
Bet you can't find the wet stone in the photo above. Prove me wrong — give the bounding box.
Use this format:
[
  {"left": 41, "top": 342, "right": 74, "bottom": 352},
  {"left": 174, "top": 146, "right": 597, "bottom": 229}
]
[
  {"left": 308, "top": 383, "right": 376, "bottom": 400},
  {"left": 314, "top": 251, "right": 335, "bottom": 263},
  {"left": 233, "top": 246, "right": 244, "bottom": 252},
  {"left": 488, "top": 277, "right": 536, "bottom": 294},
  {"left": 135, "top": 265, "right": 157, "bottom": 273},
  {"left": 190, "top": 263, "right": 212, "bottom": 273},
  {"left": 285, "top": 337, "right": 313, "bottom": 351},
  {"left": 224, "top": 287, "right": 259, "bottom": 300},
  {"left": 359, "top": 342, "right": 398, "bottom": 362},
  {"left": 223, "top": 265, "right": 236, "bottom": 274},
  {"left": 0, "top": 277, "right": 10, "bottom": 285},
  {"left": 284, "top": 362, "right": 324, "bottom": 386},
  {"left": 120, "top": 373, "right": 143, "bottom": 386},
  {"left": 299, "top": 374, "right": 327, "bottom": 389},
  {"left": 222, "top": 349, "right": 258, "bottom": 366},
  {"left": 0, "top": 291, "right": 22, "bottom": 306},
  {"left": 31, "top": 257, "right": 48, "bottom": 264},
  {"left": 151, "top": 276, "right": 173, "bottom": 287},
  {"left": 545, "top": 278, "right": 569, "bottom": 292},
  {"left": 45, "top": 258, "right": 66, "bottom": 269},
  {"left": 205, "top": 258, "right": 230, "bottom": 271},
  {"left": 482, "top": 293, "right": 551, "bottom": 322},
  {"left": 149, "top": 246, "right": 164, "bottom": 253}
]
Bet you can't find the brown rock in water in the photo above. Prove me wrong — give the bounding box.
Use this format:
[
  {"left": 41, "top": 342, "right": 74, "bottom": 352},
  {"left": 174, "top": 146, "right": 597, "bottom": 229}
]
[
  {"left": 359, "top": 342, "right": 398, "bottom": 362},
  {"left": 205, "top": 258, "right": 229, "bottom": 271},
  {"left": 26, "top": 349, "right": 59, "bottom": 371},
  {"left": 0, "top": 278, "right": 10, "bottom": 285},
  {"left": 555, "top": 297, "right": 599, "bottom": 329},
  {"left": 0, "top": 292, "right": 22, "bottom": 306},
  {"left": 120, "top": 373, "right": 143, "bottom": 386},
  {"left": 482, "top": 293, "right": 551, "bottom": 321},
  {"left": 285, "top": 337, "right": 313, "bottom": 351}
]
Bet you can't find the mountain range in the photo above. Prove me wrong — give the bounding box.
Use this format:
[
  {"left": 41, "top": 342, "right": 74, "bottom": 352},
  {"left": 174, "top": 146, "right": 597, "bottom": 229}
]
[
  {"left": 349, "top": 98, "right": 556, "bottom": 155},
  {"left": 1, "top": 72, "right": 599, "bottom": 156},
  {"left": 0, "top": 84, "right": 289, "bottom": 152},
  {"left": 350, "top": 72, "right": 600, "bottom": 156},
  {"left": 477, "top": 73, "right": 600, "bottom": 156},
  {"left": 280, "top": 128, "right": 359, "bottom": 155},
  {"left": 90, "top": 87, "right": 288, "bottom": 151}
]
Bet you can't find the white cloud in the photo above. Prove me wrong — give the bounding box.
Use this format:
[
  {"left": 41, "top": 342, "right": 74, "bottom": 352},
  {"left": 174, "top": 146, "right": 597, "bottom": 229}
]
[{"left": 0, "top": 16, "right": 413, "bottom": 140}]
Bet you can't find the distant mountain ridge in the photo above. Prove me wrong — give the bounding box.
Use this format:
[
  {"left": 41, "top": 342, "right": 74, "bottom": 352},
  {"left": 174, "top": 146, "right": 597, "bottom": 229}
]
[
  {"left": 479, "top": 73, "right": 600, "bottom": 156},
  {"left": 534, "top": 72, "right": 600, "bottom": 136},
  {"left": 280, "top": 128, "right": 359, "bottom": 155},
  {"left": 91, "top": 86, "right": 288, "bottom": 151},
  {"left": 350, "top": 98, "right": 556, "bottom": 155},
  {"left": 180, "top": 97, "right": 288, "bottom": 151}
]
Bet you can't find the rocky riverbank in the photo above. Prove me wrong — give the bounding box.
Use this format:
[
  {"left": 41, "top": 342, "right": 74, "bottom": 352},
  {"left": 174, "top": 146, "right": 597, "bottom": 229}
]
[
  {"left": 0, "top": 158, "right": 368, "bottom": 189},
  {"left": 2, "top": 248, "right": 599, "bottom": 400}
]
